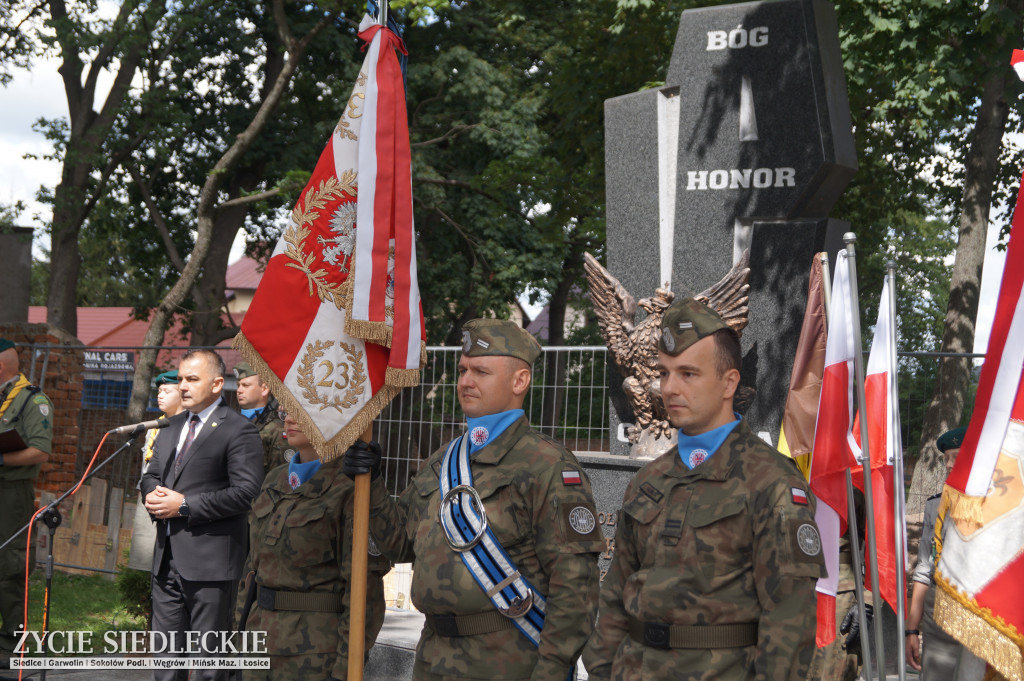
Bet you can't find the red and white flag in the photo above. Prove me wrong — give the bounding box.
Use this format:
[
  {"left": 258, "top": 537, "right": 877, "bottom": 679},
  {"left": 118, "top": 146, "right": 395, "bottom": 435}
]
[
  {"left": 934, "top": 170, "right": 1024, "bottom": 680},
  {"left": 809, "top": 249, "right": 861, "bottom": 647},
  {"left": 234, "top": 15, "right": 424, "bottom": 460},
  {"left": 851, "top": 277, "right": 907, "bottom": 617}
]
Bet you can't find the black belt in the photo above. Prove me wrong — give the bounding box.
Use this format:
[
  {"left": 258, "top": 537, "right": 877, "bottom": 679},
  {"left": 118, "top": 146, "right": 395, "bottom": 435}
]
[
  {"left": 627, "top": 616, "right": 757, "bottom": 649},
  {"left": 256, "top": 586, "right": 344, "bottom": 613},
  {"left": 425, "top": 611, "right": 518, "bottom": 637}
]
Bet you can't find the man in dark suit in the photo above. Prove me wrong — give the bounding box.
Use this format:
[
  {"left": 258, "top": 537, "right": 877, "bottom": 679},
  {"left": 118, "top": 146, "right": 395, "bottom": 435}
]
[{"left": 142, "top": 349, "right": 264, "bottom": 680}]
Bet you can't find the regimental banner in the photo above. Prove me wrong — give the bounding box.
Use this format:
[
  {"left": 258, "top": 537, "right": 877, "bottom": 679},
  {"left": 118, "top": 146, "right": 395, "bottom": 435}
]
[
  {"left": 933, "top": 168, "right": 1024, "bottom": 681},
  {"left": 234, "top": 14, "right": 424, "bottom": 460}
]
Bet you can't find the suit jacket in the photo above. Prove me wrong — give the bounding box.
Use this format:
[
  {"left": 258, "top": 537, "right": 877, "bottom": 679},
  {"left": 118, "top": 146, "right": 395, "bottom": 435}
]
[{"left": 140, "top": 400, "right": 264, "bottom": 582}]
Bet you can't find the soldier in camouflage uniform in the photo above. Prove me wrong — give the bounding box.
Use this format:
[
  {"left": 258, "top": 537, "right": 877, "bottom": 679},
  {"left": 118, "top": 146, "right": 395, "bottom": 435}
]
[
  {"left": 583, "top": 298, "right": 826, "bottom": 681},
  {"left": 344, "top": 318, "right": 605, "bottom": 681},
  {"left": 238, "top": 411, "right": 389, "bottom": 680},
  {"left": 0, "top": 339, "right": 54, "bottom": 671},
  {"left": 233, "top": 362, "right": 289, "bottom": 474}
]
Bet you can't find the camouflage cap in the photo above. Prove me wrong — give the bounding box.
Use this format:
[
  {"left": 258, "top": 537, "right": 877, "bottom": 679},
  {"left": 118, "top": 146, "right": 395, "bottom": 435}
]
[
  {"left": 0, "top": 338, "right": 14, "bottom": 353},
  {"left": 461, "top": 319, "right": 542, "bottom": 365},
  {"left": 937, "top": 426, "right": 968, "bottom": 453},
  {"left": 659, "top": 296, "right": 731, "bottom": 356},
  {"left": 154, "top": 370, "right": 179, "bottom": 386},
  {"left": 233, "top": 362, "right": 256, "bottom": 380}
]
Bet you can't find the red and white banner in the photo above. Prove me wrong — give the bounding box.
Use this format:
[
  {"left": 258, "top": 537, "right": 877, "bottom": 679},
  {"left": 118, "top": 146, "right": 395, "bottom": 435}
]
[
  {"left": 809, "top": 249, "right": 861, "bottom": 647},
  {"left": 934, "top": 170, "right": 1024, "bottom": 680},
  {"left": 851, "top": 277, "right": 906, "bottom": 616},
  {"left": 234, "top": 15, "right": 424, "bottom": 460}
]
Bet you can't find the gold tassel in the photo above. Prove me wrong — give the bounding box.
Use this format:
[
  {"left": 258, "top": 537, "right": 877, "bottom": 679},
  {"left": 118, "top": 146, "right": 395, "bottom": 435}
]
[
  {"left": 943, "top": 485, "right": 985, "bottom": 530},
  {"left": 346, "top": 318, "right": 395, "bottom": 347},
  {"left": 232, "top": 332, "right": 399, "bottom": 463},
  {"left": 386, "top": 365, "right": 422, "bottom": 388},
  {"left": 933, "top": 575, "right": 1024, "bottom": 681}
]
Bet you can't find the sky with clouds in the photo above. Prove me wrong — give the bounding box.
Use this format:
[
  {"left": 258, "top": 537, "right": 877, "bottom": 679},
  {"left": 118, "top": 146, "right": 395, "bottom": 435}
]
[{"left": 0, "top": 59, "right": 1009, "bottom": 354}]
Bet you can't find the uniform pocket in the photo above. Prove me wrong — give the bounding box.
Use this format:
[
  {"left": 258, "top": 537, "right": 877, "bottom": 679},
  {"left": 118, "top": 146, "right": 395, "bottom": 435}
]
[
  {"left": 282, "top": 501, "right": 337, "bottom": 567},
  {"left": 688, "top": 497, "right": 750, "bottom": 583}
]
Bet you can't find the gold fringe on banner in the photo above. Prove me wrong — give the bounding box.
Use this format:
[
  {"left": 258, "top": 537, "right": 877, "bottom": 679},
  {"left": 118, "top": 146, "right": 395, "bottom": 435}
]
[
  {"left": 941, "top": 484, "right": 985, "bottom": 531},
  {"left": 933, "top": 574, "right": 1024, "bottom": 681},
  {"left": 346, "top": 317, "right": 394, "bottom": 347},
  {"left": 233, "top": 332, "right": 401, "bottom": 463}
]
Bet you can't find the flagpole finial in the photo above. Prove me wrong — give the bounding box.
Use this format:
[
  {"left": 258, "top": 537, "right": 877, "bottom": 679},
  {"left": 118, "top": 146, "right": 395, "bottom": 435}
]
[{"left": 843, "top": 232, "right": 856, "bottom": 245}]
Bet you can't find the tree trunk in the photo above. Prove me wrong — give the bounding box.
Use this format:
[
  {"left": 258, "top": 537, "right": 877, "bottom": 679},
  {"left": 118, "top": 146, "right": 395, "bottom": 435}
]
[
  {"left": 906, "top": 67, "right": 1010, "bottom": 513},
  {"left": 125, "top": 0, "right": 335, "bottom": 423}
]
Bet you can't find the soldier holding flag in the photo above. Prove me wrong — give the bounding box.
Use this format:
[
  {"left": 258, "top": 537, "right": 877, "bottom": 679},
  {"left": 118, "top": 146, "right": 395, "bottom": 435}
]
[{"left": 343, "top": 319, "right": 605, "bottom": 681}]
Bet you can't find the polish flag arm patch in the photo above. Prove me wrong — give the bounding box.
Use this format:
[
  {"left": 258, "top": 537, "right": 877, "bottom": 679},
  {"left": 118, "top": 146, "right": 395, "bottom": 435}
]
[
  {"left": 791, "top": 487, "right": 809, "bottom": 505},
  {"left": 562, "top": 469, "right": 582, "bottom": 485}
]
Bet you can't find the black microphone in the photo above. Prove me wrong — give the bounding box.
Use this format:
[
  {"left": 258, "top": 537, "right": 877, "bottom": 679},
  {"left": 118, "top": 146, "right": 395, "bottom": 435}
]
[{"left": 108, "top": 419, "right": 173, "bottom": 436}]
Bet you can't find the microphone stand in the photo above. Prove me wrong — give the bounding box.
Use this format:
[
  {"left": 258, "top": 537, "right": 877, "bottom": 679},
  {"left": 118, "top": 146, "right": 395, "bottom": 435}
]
[{"left": 0, "top": 430, "right": 145, "bottom": 680}]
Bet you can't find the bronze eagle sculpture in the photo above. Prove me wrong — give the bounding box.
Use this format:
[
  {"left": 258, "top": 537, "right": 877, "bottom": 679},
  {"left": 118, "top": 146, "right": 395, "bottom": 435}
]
[{"left": 584, "top": 250, "right": 751, "bottom": 446}]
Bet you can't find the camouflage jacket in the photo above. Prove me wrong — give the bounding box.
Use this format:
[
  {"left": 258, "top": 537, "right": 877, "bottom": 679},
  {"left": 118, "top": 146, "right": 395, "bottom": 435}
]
[
  {"left": 366, "top": 416, "right": 604, "bottom": 681},
  {"left": 252, "top": 400, "right": 289, "bottom": 474},
  {"left": 241, "top": 456, "right": 390, "bottom": 680},
  {"left": 583, "top": 420, "right": 826, "bottom": 681}
]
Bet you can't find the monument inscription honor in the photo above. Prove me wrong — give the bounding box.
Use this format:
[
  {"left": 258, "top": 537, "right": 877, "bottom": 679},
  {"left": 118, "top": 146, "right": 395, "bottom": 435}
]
[{"left": 602, "top": 0, "right": 857, "bottom": 455}]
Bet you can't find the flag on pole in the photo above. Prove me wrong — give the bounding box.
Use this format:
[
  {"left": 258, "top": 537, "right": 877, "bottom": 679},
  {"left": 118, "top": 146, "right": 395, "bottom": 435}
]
[
  {"left": 809, "top": 249, "right": 861, "bottom": 647},
  {"left": 933, "top": 170, "right": 1024, "bottom": 681},
  {"left": 233, "top": 13, "right": 424, "bottom": 461},
  {"left": 778, "top": 252, "right": 828, "bottom": 480},
  {"left": 851, "top": 277, "right": 906, "bottom": 617}
]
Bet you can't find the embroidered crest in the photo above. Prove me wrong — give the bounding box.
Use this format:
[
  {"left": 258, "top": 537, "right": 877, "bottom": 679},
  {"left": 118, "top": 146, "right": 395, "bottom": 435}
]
[
  {"left": 296, "top": 340, "right": 367, "bottom": 414},
  {"left": 791, "top": 487, "right": 809, "bottom": 506},
  {"left": 33, "top": 394, "right": 47, "bottom": 404},
  {"left": 561, "top": 469, "right": 582, "bottom": 485},
  {"left": 688, "top": 448, "right": 708, "bottom": 467},
  {"left": 38, "top": 404, "right": 49, "bottom": 417},
  {"left": 462, "top": 331, "right": 472, "bottom": 352},
  {"left": 319, "top": 201, "right": 357, "bottom": 274},
  {"left": 288, "top": 471, "right": 301, "bottom": 490},
  {"left": 568, "top": 506, "right": 597, "bottom": 535},
  {"left": 661, "top": 327, "right": 675, "bottom": 353},
  {"left": 796, "top": 523, "right": 821, "bottom": 556},
  {"left": 283, "top": 449, "right": 296, "bottom": 464},
  {"left": 470, "top": 426, "right": 489, "bottom": 446}
]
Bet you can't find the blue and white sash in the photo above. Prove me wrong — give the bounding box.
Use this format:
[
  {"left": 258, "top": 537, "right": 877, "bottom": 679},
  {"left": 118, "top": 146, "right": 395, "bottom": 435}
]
[{"left": 438, "top": 434, "right": 547, "bottom": 646}]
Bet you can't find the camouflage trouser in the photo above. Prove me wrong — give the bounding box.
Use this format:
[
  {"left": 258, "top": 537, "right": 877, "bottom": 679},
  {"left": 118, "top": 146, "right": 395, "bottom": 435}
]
[
  {"left": 807, "top": 590, "right": 861, "bottom": 681},
  {"left": 412, "top": 658, "right": 536, "bottom": 681},
  {"left": 0, "top": 480, "right": 36, "bottom": 660}
]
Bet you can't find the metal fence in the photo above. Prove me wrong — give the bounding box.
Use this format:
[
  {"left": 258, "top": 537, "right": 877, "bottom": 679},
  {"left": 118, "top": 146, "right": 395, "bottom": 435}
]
[{"left": 16, "top": 342, "right": 981, "bottom": 575}]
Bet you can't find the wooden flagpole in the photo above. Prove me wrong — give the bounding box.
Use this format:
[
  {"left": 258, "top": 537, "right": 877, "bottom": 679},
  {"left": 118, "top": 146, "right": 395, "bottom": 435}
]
[{"left": 347, "top": 423, "right": 375, "bottom": 681}]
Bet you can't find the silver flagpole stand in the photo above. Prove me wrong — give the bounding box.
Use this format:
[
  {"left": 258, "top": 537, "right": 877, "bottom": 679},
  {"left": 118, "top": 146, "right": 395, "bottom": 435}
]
[
  {"left": 844, "top": 233, "right": 887, "bottom": 681},
  {"left": 888, "top": 261, "right": 908, "bottom": 681}
]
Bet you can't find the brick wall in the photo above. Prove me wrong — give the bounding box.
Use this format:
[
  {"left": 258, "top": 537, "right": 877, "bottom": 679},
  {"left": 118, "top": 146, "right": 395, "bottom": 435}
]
[{"left": 0, "top": 322, "right": 83, "bottom": 500}]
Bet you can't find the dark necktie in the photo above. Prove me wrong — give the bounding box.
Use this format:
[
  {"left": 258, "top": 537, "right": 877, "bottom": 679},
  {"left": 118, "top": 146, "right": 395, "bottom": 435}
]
[{"left": 175, "top": 414, "right": 200, "bottom": 476}]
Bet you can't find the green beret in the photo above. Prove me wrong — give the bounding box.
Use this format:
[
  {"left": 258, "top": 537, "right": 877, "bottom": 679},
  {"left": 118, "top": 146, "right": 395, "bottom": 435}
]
[
  {"left": 937, "top": 426, "right": 968, "bottom": 453},
  {"left": 233, "top": 362, "right": 255, "bottom": 380},
  {"left": 154, "top": 370, "right": 179, "bottom": 386},
  {"left": 461, "top": 319, "right": 542, "bottom": 365},
  {"left": 659, "top": 297, "right": 731, "bottom": 356},
  {"left": 0, "top": 338, "right": 14, "bottom": 353}
]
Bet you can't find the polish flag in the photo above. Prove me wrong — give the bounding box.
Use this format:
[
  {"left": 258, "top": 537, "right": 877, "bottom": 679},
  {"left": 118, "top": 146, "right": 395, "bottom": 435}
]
[
  {"left": 809, "top": 249, "right": 861, "bottom": 647},
  {"left": 851, "top": 277, "right": 907, "bottom": 617}
]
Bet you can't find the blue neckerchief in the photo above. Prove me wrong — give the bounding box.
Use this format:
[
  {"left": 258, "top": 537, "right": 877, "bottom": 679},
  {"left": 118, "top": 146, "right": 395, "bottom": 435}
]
[
  {"left": 465, "top": 409, "right": 524, "bottom": 455},
  {"left": 287, "top": 457, "right": 322, "bottom": 489},
  {"left": 240, "top": 407, "right": 260, "bottom": 420},
  {"left": 678, "top": 417, "right": 740, "bottom": 469}
]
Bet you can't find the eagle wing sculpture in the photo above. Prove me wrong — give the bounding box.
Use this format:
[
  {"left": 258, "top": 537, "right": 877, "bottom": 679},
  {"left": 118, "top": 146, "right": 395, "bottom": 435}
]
[{"left": 584, "top": 250, "right": 751, "bottom": 446}]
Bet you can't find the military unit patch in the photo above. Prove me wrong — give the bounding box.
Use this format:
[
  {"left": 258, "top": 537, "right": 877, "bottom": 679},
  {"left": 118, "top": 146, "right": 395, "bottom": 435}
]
[
  {"left": 561, "top": 469, "right": 582, "bottom": 485},
  {"left": 791, "top": 487, "right": 808, "bottom": 506},
  {"left": 38, "top": 404, "right": 49, "bottom": 417},
  {"left": 796, "top": 523, "right": 821, "bottom": 557},
  {"left": 568, "top": 506, "right": 596, "bottom": 535},
  {"left": 688, "top": 448, "right": 708, "bottom": 467},
  {"left": 367, "top": 532, "right": 382, "bottom": 557},
  {"left": 288, "top": 472, "right": 301, "bottom": 490}
]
